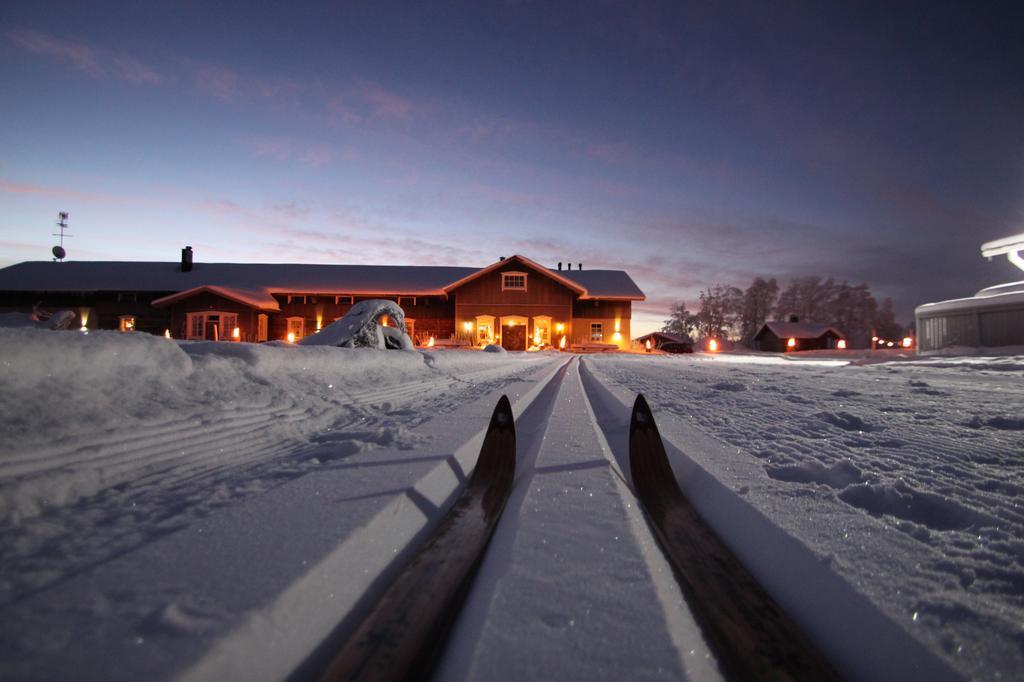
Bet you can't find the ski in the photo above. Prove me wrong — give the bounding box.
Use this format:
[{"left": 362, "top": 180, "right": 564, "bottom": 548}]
[
  {"left": 629, "top": 393, "right": 841, "bottom": 681},
  {"left": 318, "top": 394, "right": 517, "bottom": 682}
]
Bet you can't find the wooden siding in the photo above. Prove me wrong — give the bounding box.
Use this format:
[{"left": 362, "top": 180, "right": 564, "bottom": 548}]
[
  {"left": 452, "top": 262, "right": 576, "bottom": 308},
  {"left": 572, "top": 299, "right": 632, "bottom": 320},
  {"left": 0, "top": 290, "right": 173, "bottom": 335}
]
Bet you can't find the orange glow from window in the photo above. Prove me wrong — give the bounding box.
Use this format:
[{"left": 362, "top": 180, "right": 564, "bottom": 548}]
[
  {"left": 902, "top": 337, "right": 913, "bottom": 348},
  {"left": 837, "top": 339, "right": 847, "bottom": 349},
  {"left": 287, "top": 331, "right": 296, "bottom": 343},
  {"left": 708, "top": 339, "right": 718, "bottom": 352},
  {"left": 787, "top": 337, "right": 796, "bottom": 349}
]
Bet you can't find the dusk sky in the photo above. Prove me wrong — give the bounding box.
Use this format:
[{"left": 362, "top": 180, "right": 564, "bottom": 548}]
[{"left": 3, "top": 1, "right": 1023, "bottom": 335}]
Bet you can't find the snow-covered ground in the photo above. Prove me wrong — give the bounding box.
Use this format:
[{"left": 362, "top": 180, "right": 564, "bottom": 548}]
[{"left": 0, "top": 328, "right": 1021, "bottom": 680}]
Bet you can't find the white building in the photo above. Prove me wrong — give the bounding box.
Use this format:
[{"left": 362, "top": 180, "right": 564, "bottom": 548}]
[{"left": 915, "top": 234, "right": 1024, "bottom": 353}]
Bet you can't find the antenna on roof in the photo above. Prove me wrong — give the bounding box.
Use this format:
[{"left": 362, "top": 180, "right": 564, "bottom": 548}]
[{"left": 52, "top": 211, "right": 71, "bottom": 262}]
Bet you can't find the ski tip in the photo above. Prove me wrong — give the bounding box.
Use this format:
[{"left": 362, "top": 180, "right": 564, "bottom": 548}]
[
  {"left": 490, "top": 394, "right": 514, "bottom": 430},
  {"left": 631, "top": 393, "right": 654, "bottom": 429}
]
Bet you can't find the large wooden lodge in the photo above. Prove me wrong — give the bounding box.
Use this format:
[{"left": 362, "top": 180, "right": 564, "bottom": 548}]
[{"left": 0, "top": 251, "right": 645, "bottom": 351}]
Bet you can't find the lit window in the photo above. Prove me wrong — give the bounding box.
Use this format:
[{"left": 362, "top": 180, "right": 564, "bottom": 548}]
[
  {"left": 502, "top": 272, "right": 527, "bottom": 291},
  {"left": 287, "top": 316, "right": 305, "bottom": 340},
  {"left": 590, "top": 323, "right": 603, "bottom": 341},
  {"left": 119, "top": 315, "right": 136, "bottom": 332}
]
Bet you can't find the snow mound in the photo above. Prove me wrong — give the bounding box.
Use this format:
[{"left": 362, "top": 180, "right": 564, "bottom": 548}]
[
  {"left": 482, "top": 344, "right": 507, "bottom": 354},
  {"left": 299, "top": 299, "right": 413, "bottom": 349}
]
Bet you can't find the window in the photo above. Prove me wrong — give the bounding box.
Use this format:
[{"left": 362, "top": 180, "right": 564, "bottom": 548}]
[
  {"left": 590, "top": 323, "right": 604, "bottom": 342},
  {"left": 119, "top": 315, "right": 136, "bottom": 332},
  {"left": 405, "top": 319, "right": 415, "bottom": 339},
  {"left": 398, "top": 296, "right": 416, "bottom": 307},
  {"left": 257, "top": 314, "right": 268, "bottom": 342},
  {"left": 189, "top": 314, "right": 204, "bottom": 339},
  {"left": 117, "top": 292, "right": 137, "bottom": 303},
  {"left": 501, "top": 272, "right": 527, "bottom": 291},
  {"left": 287, "top": 316, "right": 305, "bottom": 340},
  {"left": 532, "top": 316, "right": 551, "bottom": 346},
  {"left": 335, "top": 295, "right": 354, "bottom": 305}
]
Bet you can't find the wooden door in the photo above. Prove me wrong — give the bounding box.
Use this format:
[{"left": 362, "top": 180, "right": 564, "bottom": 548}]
[{"left": 501, "top": 324, "right": 526, "bottom": 351}]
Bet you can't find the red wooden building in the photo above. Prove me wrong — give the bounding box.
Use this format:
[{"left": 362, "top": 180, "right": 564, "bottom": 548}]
[{"left": 0, "top": 252, "right": 645, "bottom": 351}]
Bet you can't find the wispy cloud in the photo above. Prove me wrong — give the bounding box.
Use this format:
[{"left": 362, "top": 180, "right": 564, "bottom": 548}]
[
  {"left": 6, "top": 28, "right": 162, "bottom": 85},
  {"left": 243, "top": 137, "right": 337, "bottom": 168},
  {"left": 6, "top": 28, "right": 101, "bottom": 75}
]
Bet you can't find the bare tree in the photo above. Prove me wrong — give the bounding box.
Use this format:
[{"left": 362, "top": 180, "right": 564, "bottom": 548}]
[
  {"left": 696, "top": 285, "right": 743, "bottom": 340},
  {"left": 739, "top": 277, "right": 779, "bottom": 345},
  {"left": 661, "top": 301, "right": 697, "bottom": 340}
]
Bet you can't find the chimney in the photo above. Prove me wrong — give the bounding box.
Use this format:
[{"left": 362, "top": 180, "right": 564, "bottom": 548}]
[
  {"left": 577, "top": 263, "right": 582, "bottom": 270},
  {"left": 499, "top": 256, "right": 505, "bottom": 261},
  {"left": 558, "top": 261, "right": 562, "bottom": 271},
  {"left": 181, "top": 246, "right": 193, "bottom": 272},
  {"left": 788, "top": 314, "right": 799, "bottom": 323}
]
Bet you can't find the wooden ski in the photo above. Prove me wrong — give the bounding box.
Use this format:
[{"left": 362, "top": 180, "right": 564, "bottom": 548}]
[
  {"left": 629, "top": 393, "right": 842, "bottom": 681},
  {"left": 318, "top": 394, "right": 516, "bottom": 682}
]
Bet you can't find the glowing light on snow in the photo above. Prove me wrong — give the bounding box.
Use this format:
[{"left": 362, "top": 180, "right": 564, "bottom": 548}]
[
  {"left": 902, "top": 337, "right": 913, "bottom": 348},
  {"left": 287, "top": 331, "right": 296, "bottom": 343},
  {"left": 463, "top": 321, "right": 473, "bottom": 332},
  {"left": 887, "top": 341, "right": 895, "bottom": 347},
  {"left": 614, "top": 320, "right": 621, "bottom": 333},
  {"left": 837, "top": 339, "right": 847, "bottom": 349},
  {"left": 708, "top": 339, "right": 718, "bottom": 352},
  {"left": 80, "top": 325, "right": 88, "bottom": 333},
  {"left": 612, "top": 332, "right": 622, "bottom": 342},
  {"left": 164, "top": 329, "right": 171, "bottom": 339},
  {"left": 559, "top": 336, "right": 566, "bottom": 349},
  {"left": 555, "top": 322, "right": 564, "bottom": 333},
  {"left": 232, "top": 327, "right": 240, "bottom": 339},
  {"left": 645, "top": 339, "right": 652, "bottom": 352},
  {"left": 787, "top": 337, "right": 796, "bottom": 349},
  {"left": 427, "top": 336, "right": 435, "bottom": 347}
]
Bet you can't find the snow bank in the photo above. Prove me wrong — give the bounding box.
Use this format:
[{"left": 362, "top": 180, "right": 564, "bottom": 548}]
[{"left": 0, "top": 328, "right": 548, "bottom": 526}]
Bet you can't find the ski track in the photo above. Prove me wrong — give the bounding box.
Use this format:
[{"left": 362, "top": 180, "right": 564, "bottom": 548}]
[
  {"left": 0, "top": 358, "right": 553, "bottom": 605},
  {"left": 585, "top": 354, "right": 1024, "bottom": 678}
]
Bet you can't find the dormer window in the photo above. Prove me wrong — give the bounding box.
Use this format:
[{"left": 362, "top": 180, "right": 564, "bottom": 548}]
[{"left": 502, "top": 272, "right": 527, "bottom": 291}]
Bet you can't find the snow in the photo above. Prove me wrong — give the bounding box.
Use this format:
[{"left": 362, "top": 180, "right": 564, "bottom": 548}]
[
  {"left": 297, "top": 299, "right": 412, "bottom": 349},
  {"left": 1, "top": 328, "right": 1021, "bottom": 680},
  {"left": 583, "top": 352, "right": 1024, "bottom": 680}
]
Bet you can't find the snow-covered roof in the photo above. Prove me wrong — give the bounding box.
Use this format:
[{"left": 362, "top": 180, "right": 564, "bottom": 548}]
[
  {"left": 557, "top": 268, "right": 646, "bottom": 300},
  {"left": 0, "top": 259, "right": 646, "bottom": 302},
  {"left": 757, "top": 321, "right": 843, "bottom": 339},
  {"left": 0, "top": 261, "right": 475, "bottom": 296},
  {"left": 151, "top": 285, "right": 281, "bottom": 311},
  {"left": 443, "top": 255, "right": 587, "bottom": 295},
  {"left": 916, "top": 285, "right": 1024, "bottom": 316},
  {"left": 634, "top": 331, "right": 690, "bottom": 344}
]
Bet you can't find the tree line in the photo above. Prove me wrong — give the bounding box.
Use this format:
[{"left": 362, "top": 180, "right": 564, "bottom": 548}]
[{"left": 662, "top": 276, "right": 903, "bottom": 348}]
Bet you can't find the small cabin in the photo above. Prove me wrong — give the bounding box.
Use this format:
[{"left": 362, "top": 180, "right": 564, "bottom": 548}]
[{"left": 753, "top": 318, "right": 844, "bottom": 352}]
